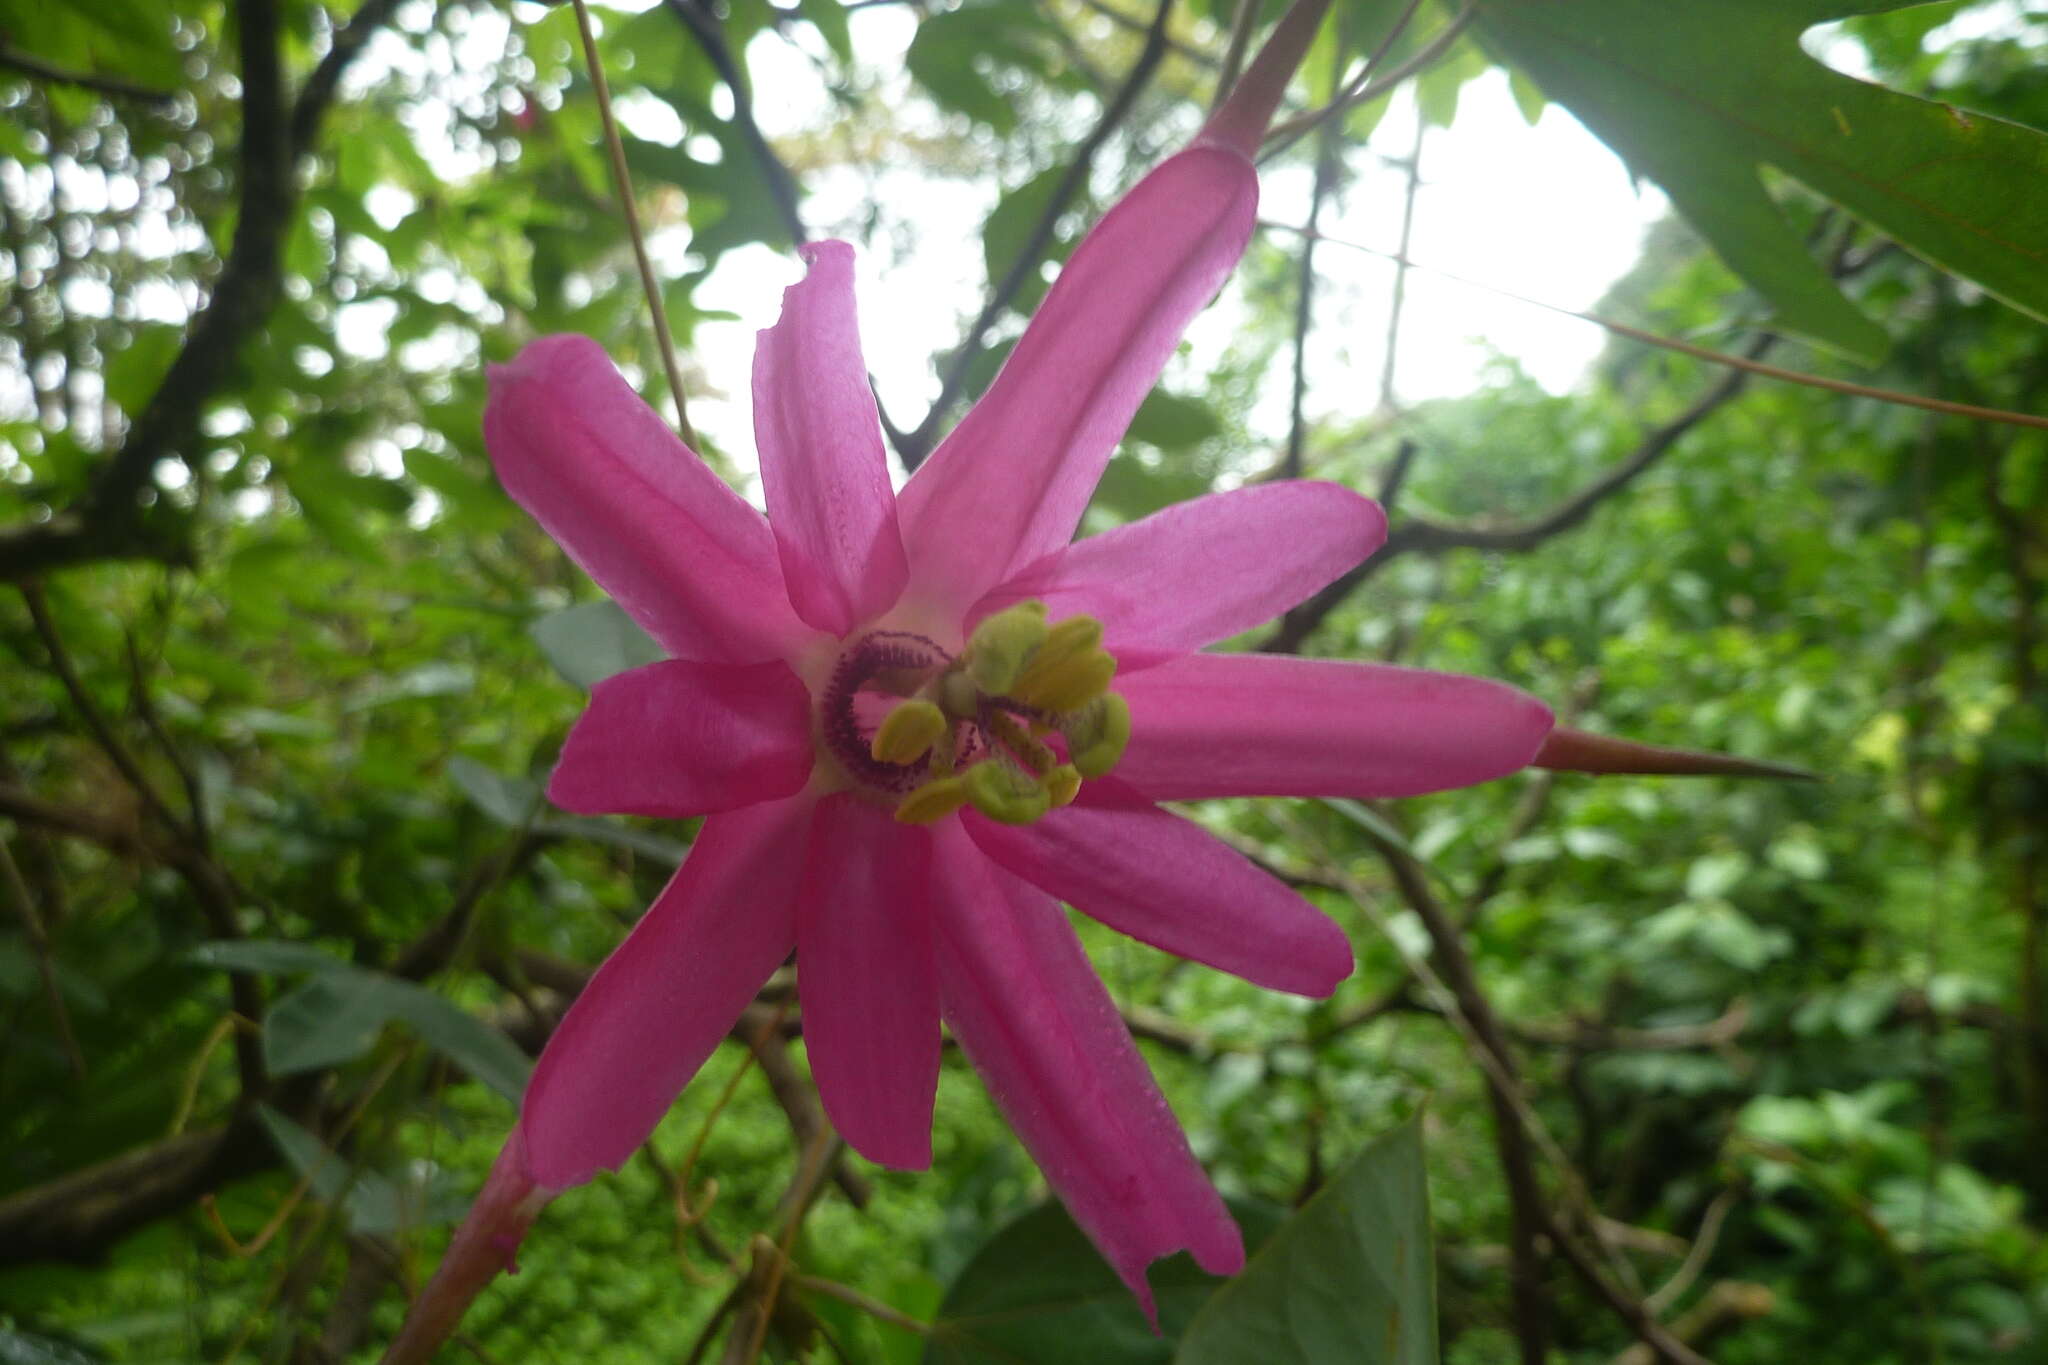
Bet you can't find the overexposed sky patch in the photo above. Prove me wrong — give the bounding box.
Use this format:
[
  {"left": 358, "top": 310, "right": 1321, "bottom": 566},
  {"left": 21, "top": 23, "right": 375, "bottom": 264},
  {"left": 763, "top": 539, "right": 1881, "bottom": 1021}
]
[{"left": 679, "top": 11, "right": 1668, "bottom": 486}]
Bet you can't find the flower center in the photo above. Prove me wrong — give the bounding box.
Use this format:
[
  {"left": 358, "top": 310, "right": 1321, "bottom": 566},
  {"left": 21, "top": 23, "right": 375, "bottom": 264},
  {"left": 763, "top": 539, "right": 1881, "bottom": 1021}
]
[{"left": 817, "top": 602, "right": 1130, "bottom": 826}]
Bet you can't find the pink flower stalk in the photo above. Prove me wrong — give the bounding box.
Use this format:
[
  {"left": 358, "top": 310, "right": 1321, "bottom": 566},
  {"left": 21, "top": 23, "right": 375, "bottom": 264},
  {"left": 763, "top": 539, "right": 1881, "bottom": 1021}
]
[{"left": 389, "top": 3, "right": 1573, "bottom": 1355}]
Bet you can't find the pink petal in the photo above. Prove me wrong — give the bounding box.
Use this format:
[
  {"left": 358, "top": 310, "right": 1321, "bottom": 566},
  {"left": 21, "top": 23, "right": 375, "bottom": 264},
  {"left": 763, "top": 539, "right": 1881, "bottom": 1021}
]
[
  {"left": 975, "top": 482, "right": 1384, "bottom": 668},
  {"left": 547, "top": 659, "right": 815, "bottom": 819},
  {"left": 485, "top": 335, "right": 807, "bottom": 663},
  {"left": 520, "top": 796, "right": 812, "bottom": 1189},
  {"left": 754, "top": 242, "right": 910, "bottom": 636},
  {"left": 895, "top": 147, "right": 1260, "bottom": 621},
  {"left": 797, "top": 795, "right": 940, "bottom": 1169},
  {"left": 931, "top": 825, "right": 1241, "bottom": 1320},
  {"left": 1114, "top": 653, "right": 1555, "bottom": 799},
  {"left": 965, "top": 780, "right": 1351, "bottom": 997}
]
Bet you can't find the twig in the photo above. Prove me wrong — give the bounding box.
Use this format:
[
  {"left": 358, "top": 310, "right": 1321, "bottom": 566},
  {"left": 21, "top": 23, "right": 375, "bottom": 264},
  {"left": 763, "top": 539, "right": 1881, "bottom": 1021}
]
[
  {"left": 22, "top": 583, "right": 265, "bottom": 1092},
  {"left": 1282, "top": 44, "right": 1343, "bottom": 480},
  {"left": 1262, "top": 332, "right": 1775, "bottom": 653},
  {"left": 794, "top": 1273, "right": 931, "bottom": 1335},
  {"left": 744, "top": 1019, "right": 874, "bottom": 1209},
  {"left": 666, "top": 0, "right": 808, "bottom": 249},
  {"left": 895, "top": 0, "right": 1177, "bottom": 471},
  {"left": 573, "top": 0, "right": 696, "bottom": 448},
  {"left": 0, "top": 43, "right": 178, "bottom": 104},
  {"left": 1263, "top": 5, "right": 1473, "bottom": 158},
  {"left": 1275, "top": 222, "right": 2048, "bottom": 432},
  {"left": 1283, "top": 814, "right": 1712, "bottom": 1365},
  {"left": 1647, "top": 1187, "right": 1741, "bottom": 1315},
  {"left": 0, "top": 0, "right": 397, "bottom": 581},
  {"left": 1378, "top": 114, "right": 1425, "bottom": 410},
  {"left": 0, "top": 836, "right": 85, "bottom": 1080},
  {"left": 1209, "top": 0, "right": 1261, "bottom": 110}
]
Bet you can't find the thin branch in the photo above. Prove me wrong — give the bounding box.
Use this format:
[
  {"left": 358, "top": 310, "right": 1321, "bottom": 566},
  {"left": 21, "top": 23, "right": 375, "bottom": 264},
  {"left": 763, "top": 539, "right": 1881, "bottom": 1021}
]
[
  {"left": 666, "top": 0, "right": 809, "bottom": 249},
  {"left": 575, "top": 0, "right": 697, "bottom": 447},
  {"left": 1283, "top": 93, "right": 1340, "bottom": 479},
  {"left": 1378, "top": 115, "right": 1425, "bottom": 410},
  {"left": 289, "top": 0, "right": 404, "bottom": 156},
  {"left": 0, "top": 0, "right": 397, "bottom": 581},
  {"left": 895, "top": 0, "right": 1177, "bottom": 470},
  {"left": 1647, "top": 1187, "right": 1742, "bottom": 1315},
  {"left": 744, "top": 1024, "right": 875, "bottom": 1210},
  {"left": 0, "top": 835, "right": 85, "bottom": 1080},
  {"left": 1209, "top": 0, "right": 1261, "bottom": 108},
  {"left": 1262, "top": 5, "right": 1473, "bottom": 159},
  {"left": 1279, "top": 222, "right": 2048, "bottom": 432},
  {"left": 1285, "top": 816, "right": 1712, "bottom": 1365},
  {"left": 0, "top": 42, "right": 178, "bottom": 104},
  {"left": 1263, "top": 333, "right": 1775, "bottom": 653}
]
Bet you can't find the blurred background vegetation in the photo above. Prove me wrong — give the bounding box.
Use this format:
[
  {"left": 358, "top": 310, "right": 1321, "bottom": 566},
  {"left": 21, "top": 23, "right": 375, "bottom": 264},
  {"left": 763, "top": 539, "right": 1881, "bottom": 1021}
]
[{"left": 0, "top": 0, "right": 2044, "bottom": 1361}]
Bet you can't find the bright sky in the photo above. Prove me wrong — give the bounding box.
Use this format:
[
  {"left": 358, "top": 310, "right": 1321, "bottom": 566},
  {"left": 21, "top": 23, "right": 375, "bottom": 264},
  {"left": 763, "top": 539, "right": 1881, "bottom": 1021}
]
[{"left": 671, "top": 6, "right": 1673, "bottom": 481}]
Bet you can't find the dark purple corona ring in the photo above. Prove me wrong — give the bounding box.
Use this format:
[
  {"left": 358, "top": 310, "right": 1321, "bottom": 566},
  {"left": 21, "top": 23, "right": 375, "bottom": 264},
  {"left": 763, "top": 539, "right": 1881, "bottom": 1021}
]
[{"left": 819, "top": 631, "right": 953, "bottom": 793}]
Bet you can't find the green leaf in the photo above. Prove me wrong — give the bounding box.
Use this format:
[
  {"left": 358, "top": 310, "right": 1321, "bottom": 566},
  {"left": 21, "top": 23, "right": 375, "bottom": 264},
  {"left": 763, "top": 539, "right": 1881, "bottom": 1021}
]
[
  {"left": 261, "top": 967, "right": 530, "bottom": 1103},
  {"left": 254, "top": 1106, "right": 463, "bottom": 1236},
  {"left": 983, "top": 166, "right": 1070, "bottom": 313},
  {"left": 188, "top": 941, "right": 354, "bottom": 976},
  {"left": 530, "top": 598, "right": 665, "bottom": 688},
  {"left": 1474, "top": 0, "right": 2048, "bottom": 359},
  {"left": 264, "top": 974, "right": 393, "bottom": 1076},
  {"left": 447, "top": 756, "right": 543, "bottom": 827},
  {"left": 925, "top": 1200, "right": 1284, "bottom": 1365},
  {"left": 1124, "top": 389, "right": 1223, "bottom": 452},
  {"left": 374, "top": 980, "right": 532, "bottom": 1104},
  {"left": 1176, "top": 1116, "right": 1436, "bottom": 1365},
  {"left": 0, "top": 1323, "right": 103, "bottom": 1365}
]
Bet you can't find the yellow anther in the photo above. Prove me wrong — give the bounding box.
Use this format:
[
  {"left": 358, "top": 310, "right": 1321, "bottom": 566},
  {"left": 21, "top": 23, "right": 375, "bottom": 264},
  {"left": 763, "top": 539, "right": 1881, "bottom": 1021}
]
[
  {"left": 964, "top": 758, "right": 1051, "bottom": 825},
  {"left": 1065, "top": 693, "right": 1131, "bottom": 778},
  {"left": 871, "top": 700, "right": 948, "bottom": 765},
  {"left": 896, "top": 775, "right": 970, "bottom": 825},
  {"left": 1015, "top": 647, "right": 1117, "bottom": 713},
  {"left": 1013, "top": 615, "right": 1113, "bottom": 709},
  {"left": 966, "top": 601, "right": 1048, "bottom": 696},
  {"left": 1045, "top": 763, "right": 1082, "bottom": 808}
]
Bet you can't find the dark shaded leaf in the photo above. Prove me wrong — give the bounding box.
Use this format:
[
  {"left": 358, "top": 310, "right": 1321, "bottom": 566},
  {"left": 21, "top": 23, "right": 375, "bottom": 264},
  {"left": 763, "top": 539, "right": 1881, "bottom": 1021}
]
[{"left": 1176, "top": 1117, "right": 1435, "bottom": 1364}]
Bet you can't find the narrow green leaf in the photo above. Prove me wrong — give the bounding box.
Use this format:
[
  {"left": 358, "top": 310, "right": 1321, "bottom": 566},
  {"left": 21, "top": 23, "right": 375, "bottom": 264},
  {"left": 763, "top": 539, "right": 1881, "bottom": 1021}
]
[
  {"left": 263, "top": 975, "right": 390, "bottom": 1076},
  {"left": 446, "top": 756, "right": 543, "bottom": 827},
  {"left": 189, "top": 941, "right": 353, "bottom": 976},
  {"left": 375, "top": 981, "right": 532, "bottom": 1104}
]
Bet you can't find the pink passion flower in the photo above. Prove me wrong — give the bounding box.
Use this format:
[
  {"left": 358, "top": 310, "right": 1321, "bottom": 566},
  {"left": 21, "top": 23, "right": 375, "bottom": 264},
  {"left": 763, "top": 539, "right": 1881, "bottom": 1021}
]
[{"left": 477, "top": 149, "right": 1552, "bottom": 1316}]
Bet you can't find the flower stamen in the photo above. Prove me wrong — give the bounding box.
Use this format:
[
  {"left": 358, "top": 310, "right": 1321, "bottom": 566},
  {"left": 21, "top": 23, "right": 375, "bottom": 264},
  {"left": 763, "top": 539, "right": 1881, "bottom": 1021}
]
[{"left": 821, "top": 605, "right": 1130, "bottom": 824}]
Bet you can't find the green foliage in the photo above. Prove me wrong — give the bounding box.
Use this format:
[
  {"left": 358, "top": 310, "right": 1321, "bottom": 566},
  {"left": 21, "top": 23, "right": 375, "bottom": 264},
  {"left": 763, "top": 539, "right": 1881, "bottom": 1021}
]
[
  {"left": 1, "top": 1, "right": 2046, "bottom": 1363},
  {"left": 1179, "top": 1118, "right": 1436, "bottom": 1365},
  {"left": 1474, "top": 0, "right": 2048, "bottom": 359}
]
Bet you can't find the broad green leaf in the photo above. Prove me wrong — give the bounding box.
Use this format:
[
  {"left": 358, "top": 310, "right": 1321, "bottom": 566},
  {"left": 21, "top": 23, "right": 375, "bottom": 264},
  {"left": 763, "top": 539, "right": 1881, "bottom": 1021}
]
[
  {"left": 1125, "top": 389, "right": 1223, "bottom": 451},
  {"left": 983, "top": 166, "right": 1071, "bottom": 314},
  {"left": 1474, "top": 0, "right": 2048, "bottom": 359},
  {"left": 1176, "top": 1117, "right": 1435, "bottom": 1365},
  {"left": 530, "top": 598, "right": 665, "bottom": 689},
  {"left": 925, "top": 1200, "right": 1284, "bottom": 1365}
]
